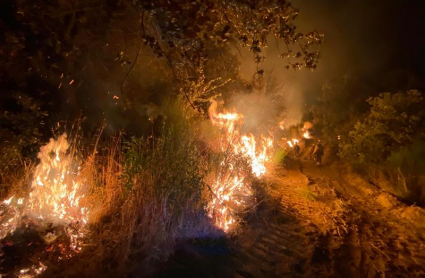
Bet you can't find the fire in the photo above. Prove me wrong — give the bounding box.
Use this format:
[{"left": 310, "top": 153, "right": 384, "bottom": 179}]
[
  {"left": 241, "top": 134, "right": 273, "bottom": 177},
  {"left": 1, "top": 134, "right": 89, "bottom": 252},
  {"left": 18, "top": 262, "right": 47, "bottom": 278},
  {"left": 302, "top": 121, "right": 313, "bottom": 139},
  {"left": 287, "top": 138, "right": 299, "bottom": 148},
  {"left": 27, "top": 134, "right": 88, "bottom": 228},
  {"left": 278, "top": 120, "right": 285, "bottom": 130},
  {"left": 1, "top": 195, "right": 22, "bottom": 239},
  {"left": 207, "top": 101, "right": 273, "bottom": 231}
]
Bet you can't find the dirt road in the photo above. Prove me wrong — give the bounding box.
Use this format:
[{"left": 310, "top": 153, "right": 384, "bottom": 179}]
[{"left": 153, "top": 158, "right": 425, "bottom": 278}]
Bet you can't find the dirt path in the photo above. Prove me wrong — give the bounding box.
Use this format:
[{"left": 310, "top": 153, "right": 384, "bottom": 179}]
[
  {"left": 264, "top": 158, "right": 425, "bottom": 277},
  {"left": 153, "top": 158, "right": 425, "bottom": 278}
]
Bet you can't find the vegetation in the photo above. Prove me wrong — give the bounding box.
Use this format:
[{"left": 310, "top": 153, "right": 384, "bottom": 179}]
[
  {"left": 0, "top": 0, "right": 323, "bottom": 122},
  {"left": 0, "top": 0, "right": 324, "bottom": 276},
  {"left": 71, "top": 103, "right": 211, "bottom": 277},
  {"left": 0, "top": 102, "right": 229, "bottom": 277},
  {"left": 339, "top": 90, "right": 425, "bottom": 167},
  {"left": 311, "top": 85, "right": 425, "bottom": 204}
]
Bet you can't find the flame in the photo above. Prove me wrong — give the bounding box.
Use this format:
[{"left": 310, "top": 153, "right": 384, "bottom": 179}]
[
  {"left": 0, "top": 195, "right": 21, "bottom": 239},
  {"left": 1, "top": 134, "right": 89, "bottom": 253},
  {"left": 278, "top": 120, "right": 285, "bottom": 130},
  {"left": 207, "top": 101, "right": 273, "bottom": 231},
  {"left": 3, "top": 195, "right": 14, "bottom": 205},
  {"left": 18, "top": 262, "right": 47, "bottom": 278},
  {"left": 27, "top": 134, "right": 88, "bottom": 228},
  {"left": 287, "top": 138, "right": 299, "bottom": 148},
  {"left": 303, "top": 131, "right": 311, "bottom": 139}
]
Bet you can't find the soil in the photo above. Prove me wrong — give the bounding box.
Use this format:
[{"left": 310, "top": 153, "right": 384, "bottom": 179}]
[{"left": 152, "top": 157, "right": 425, "bottom": 278}]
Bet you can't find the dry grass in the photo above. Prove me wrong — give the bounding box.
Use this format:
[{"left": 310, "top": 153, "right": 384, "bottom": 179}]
[
  {"left": 1, "top": 100, "right": 264, "bottom": 277},
  {"left": 38, "top": 106, "right": 215, "bottom": 277}
]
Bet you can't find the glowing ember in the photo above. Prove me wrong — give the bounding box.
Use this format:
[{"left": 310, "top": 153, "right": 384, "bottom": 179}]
[
  {"left": 207, "top": 101, "right": 273, "bottom": 231},
  {"left": 18, "top": 262, "right": 47, "bottom": 278}
]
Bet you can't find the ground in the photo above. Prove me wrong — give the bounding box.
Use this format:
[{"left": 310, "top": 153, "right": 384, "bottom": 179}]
[{"left": 152, "top": 157, "right": 425, "bottom": 278}]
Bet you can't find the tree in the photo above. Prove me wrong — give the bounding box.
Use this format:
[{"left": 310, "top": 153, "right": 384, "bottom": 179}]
[
  {"left": 1, "top": 0, "right": 323, "bottom": 135},
  {"left": 310, "top": 75, "right": 375, "bottom": 147},
  {"left": 137, "top": 0, "right": 323, "bottom": 111}
]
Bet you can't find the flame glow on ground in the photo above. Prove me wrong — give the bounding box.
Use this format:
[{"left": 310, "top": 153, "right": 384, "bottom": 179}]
[{"left": 207, "top": 101, "right": 273, "bottom": 231}]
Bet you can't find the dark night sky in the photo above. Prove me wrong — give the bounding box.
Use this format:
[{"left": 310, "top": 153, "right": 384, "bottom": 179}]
[
  {"left": 240, "top": 0, "right": 425, "bottom": 123},
  {"left": 293, "top": 0, "right": 425, "bottom": 77}
]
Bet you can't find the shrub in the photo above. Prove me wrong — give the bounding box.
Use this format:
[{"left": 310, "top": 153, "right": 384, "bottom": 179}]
[{"left": 339, "top": 90, "right": 425, "bottom": 168}]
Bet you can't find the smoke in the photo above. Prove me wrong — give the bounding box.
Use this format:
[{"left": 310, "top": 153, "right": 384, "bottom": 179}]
[
  {"left": 237, "top": 0, "right": 425, "bottom": 129},
  {"left": 227, "top": 93, "right": 276, "bottom": 134}
]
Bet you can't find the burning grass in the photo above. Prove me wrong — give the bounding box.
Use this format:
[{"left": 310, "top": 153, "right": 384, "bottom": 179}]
[{"left": 1, "top": 101, "right": 277, "bottom": 277}]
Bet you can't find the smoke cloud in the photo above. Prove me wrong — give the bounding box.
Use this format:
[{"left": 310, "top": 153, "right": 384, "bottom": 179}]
[{"left": 237, "top": 0, "right": 425, "bottom": 127}]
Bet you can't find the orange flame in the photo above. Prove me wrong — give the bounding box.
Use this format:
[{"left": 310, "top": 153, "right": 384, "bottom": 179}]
[
  {"left": 287, "top": 138, "right": 299, "bottom": 148},
  {"left": 303, "top": 131, "right": 311, "bottom": 139},
  {"left": 207, "top": 101, "right": 273, "bottom": 231},
  {"left": 27, "top": 134, "right": 88, "bottom": 228},
  {"left": 1, "top": 134, "right": 89, "bottom": 253},
  {"left": 18, "top": 262, "right": 47, "bottom": 278}
]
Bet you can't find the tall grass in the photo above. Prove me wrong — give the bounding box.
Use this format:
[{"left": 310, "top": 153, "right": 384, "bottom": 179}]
[
  {"left": 39, "top": 102, "right": 215, "bottom": 277},
  {"left": 1, "top": 100, "right": 262, "bottom": 277}
]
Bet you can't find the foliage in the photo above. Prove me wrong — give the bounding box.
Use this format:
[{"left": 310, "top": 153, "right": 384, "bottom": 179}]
[
  {"left": 273, "top": 148, "right": 287, "bottom": 164},
  {"left": 23, "top": 105, "right": 214, "bottom": 277},
  {"left": 139, "top": 0, "right": 323, "bottom": 110},
  {"left": 339, "top": 90, "right": 425, "bottom": 168},
  {"left": 139, "top": 0, "right": 323, "bottom": 72},
  {"left": 0, "top": 93, "right": 47, "bottom": 197},
  {"left": 1, "top": 0, "right": 322, "bottom": 121},
  {"left": 387, "top": 140, "right": 425, "bottom": 175},
  {"left": 122, "top": 102, "right": 208, "bottom": 204},
  {"left": 310, "top": 75, "right": 375, "bottom": 148}
]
